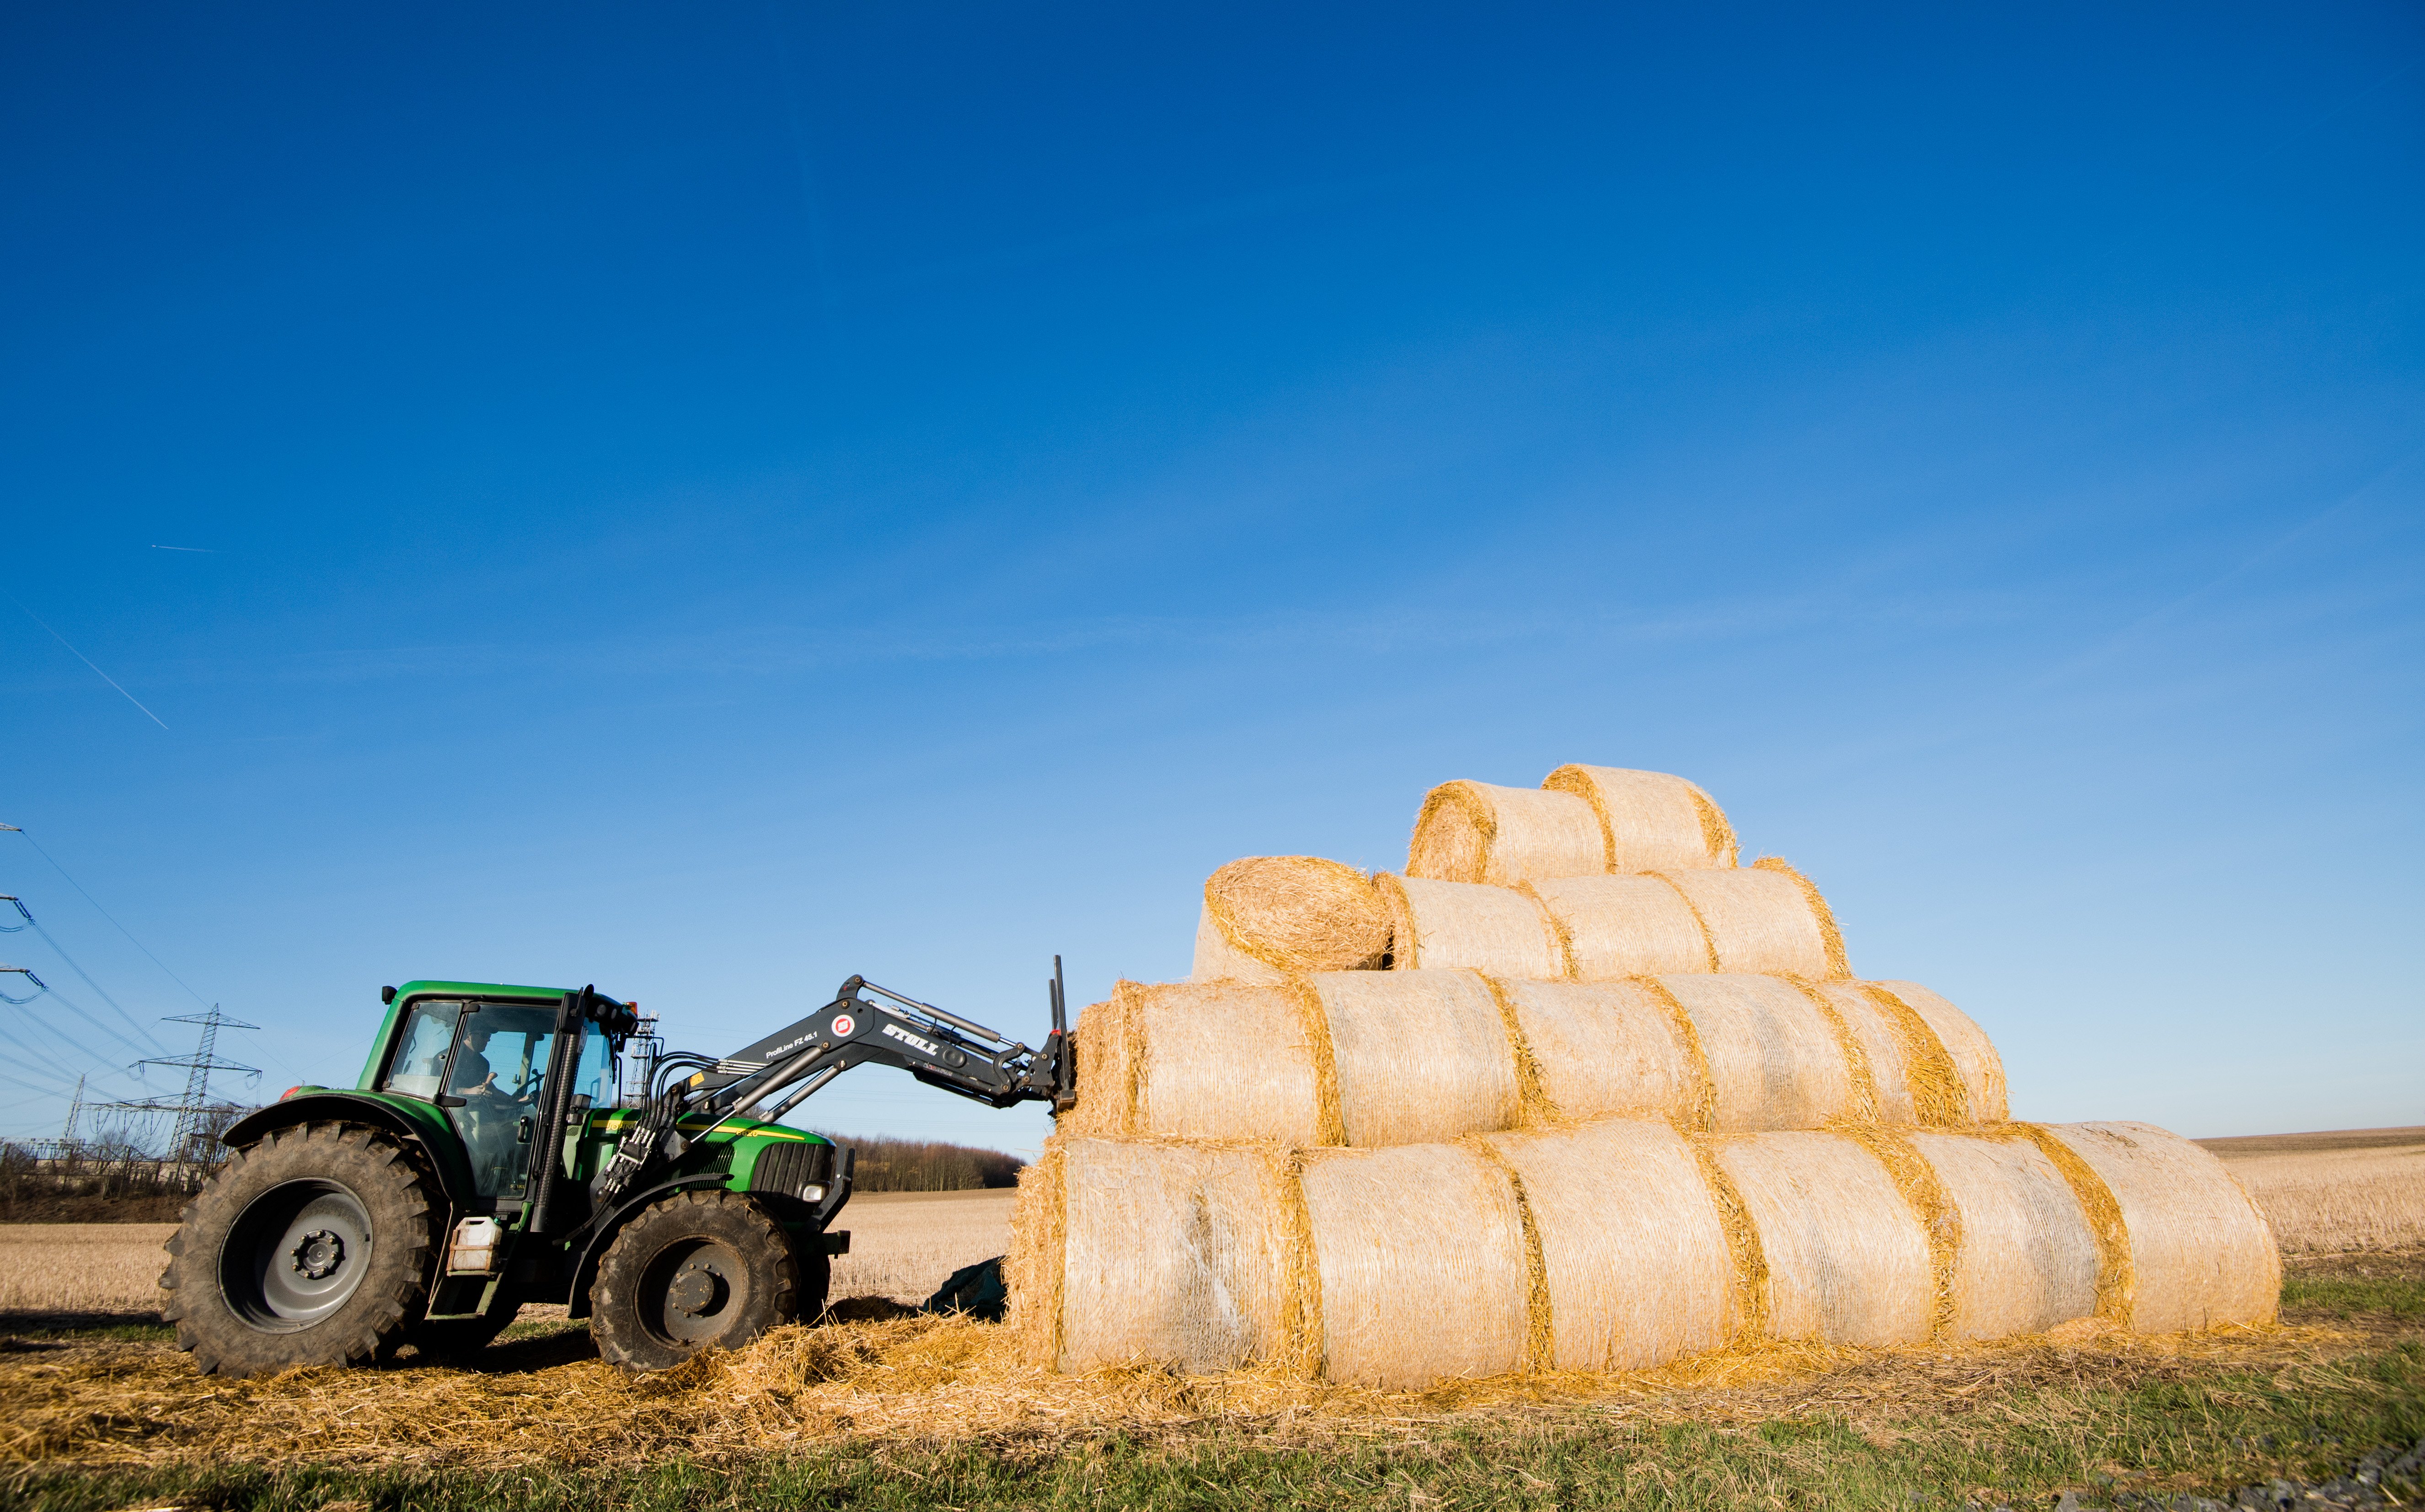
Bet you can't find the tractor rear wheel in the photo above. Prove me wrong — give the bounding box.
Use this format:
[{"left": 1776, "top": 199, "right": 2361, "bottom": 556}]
[
  {"left": 160, "top": 1122, "right": 437, "bottom": 1378},
  {"left": 589, "top": 1190, "right": 799, "bottom": 1371}
]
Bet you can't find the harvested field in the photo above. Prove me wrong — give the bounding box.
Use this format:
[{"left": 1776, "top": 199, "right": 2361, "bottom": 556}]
[
  {"left": 0, "top": 1191, "right": 1015, "bottom": 1323},
  {"left": 826, "top": 1188, "right": 1016, "bottom": 1302},
  {"left": 0, "top": 1223, "right": 174, "bottom": 1315},
  {"left": 0, "top": 1282, "right": 2408, "bottom": 1471},
  {"left": 2208, "top": 1140, "right": 2425, "bottom": 1255},
  {"left": 0, "top": 1196, "right": 2419, "bottom": 1511}
]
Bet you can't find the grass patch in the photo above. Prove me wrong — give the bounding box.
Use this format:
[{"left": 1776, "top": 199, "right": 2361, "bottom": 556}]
[
  {"left": 5, "top": 1342, "right": 2421, "bottom": 1512},
  {"left": 0, "top": 1318, "right": 173, "bottom": 1345},
  {"left": 2285, "top": 1272, "right": 2425, "bottom": 1321}
]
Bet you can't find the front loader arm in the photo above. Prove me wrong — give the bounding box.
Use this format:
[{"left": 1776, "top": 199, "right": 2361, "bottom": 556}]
[{"left": 589, "top": 962, "right": 1074, "bottom": 1217}]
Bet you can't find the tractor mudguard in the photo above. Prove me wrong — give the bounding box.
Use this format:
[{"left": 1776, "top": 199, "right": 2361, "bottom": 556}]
[{"left": 221, "top": 1093, "right": 478, "bottom": 1214}]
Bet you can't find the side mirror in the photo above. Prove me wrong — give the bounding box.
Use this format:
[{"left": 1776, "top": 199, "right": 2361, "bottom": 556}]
[{"left": 516, "top": 1117, "right": 533, "bottom": 1145}]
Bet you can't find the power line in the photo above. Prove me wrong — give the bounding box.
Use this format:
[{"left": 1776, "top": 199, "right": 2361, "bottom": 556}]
[
  {"left": 4, "top": 825, "right": 211, "bottom": 1009},
  {"left": 0, "top": 1009, "right": 122, "bottom": 1084},
  {"left": 30, "top": 983, "right": 159, "bottom": 1063},
  {"left": 0, "top": 826, "right": 304, "bottom": 1088},
  {"left": 14, "top": 904, "right": 166, "bottom": 1052},
  {"left": 0, "top": 1068, "right": 78, "bottom": 1100},
  {"left": 0, "top": 941, "right": 162, "bottom": 1065}
]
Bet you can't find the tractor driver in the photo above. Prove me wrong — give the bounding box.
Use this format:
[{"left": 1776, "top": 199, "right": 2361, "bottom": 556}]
[
  {"left": 444, "top": 1020, "right": 536, "bottom": 1192},
  {"left": 446, "top": 1020, "right": 506, "bottom": 1103}
]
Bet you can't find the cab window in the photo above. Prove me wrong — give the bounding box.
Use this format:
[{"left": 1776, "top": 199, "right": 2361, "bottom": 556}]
[
  {"left": 446, "top": 1004, "right": 563, "bottom": 1198},
  {"left": 573, "top": 1023, "right": 617, "bottom": 1109},
  {"left": 382, "top": 1000, "right": 463, "bottom": 1099}
]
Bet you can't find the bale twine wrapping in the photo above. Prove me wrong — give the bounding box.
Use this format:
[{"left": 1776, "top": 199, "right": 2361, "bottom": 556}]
[
  {"left": 1305, "top": 969, "right": 1522, "bottom": 1147},
  {"left": 1656, "top": 866, "right": 1844, "bottom": 978},
  {"left": 1192, "top": 856, "right": 1392, "bottom": 983},
  {"left": 2038, "top": 1121, "right": 2280, "bottom": 1332},
  {"left": 1105, "top": 980, "right": 1331, "bottom": 1144},
  {"left": 1907, "top": 1131, "right": 2099, "bottom": 1340},
  {"left": 1749, "top": 857, "right": 1851, "bottom": 978},
  {"left": 1376, "top": 873, "right": 1564, "bottom": 978},
  {"left": 1531, "top": 874, "right": 1714, "bottom": 978},
  {"left": 1009, "top": 1117, "right": 2282, "bottom": 1385},
  {"left": 1407, "top": 780, "right": 1606, "bottom": 886},
  {"left": 1659, "top": 975, "right": 1857, "bottom": 1132},
  {"left": 1005, "top": 1138, "right": 1068, "bottom": 1367},
  {"left": 1490, "top": 978, "right": 1702, "bottom": 1128},
  {"left": 1541, "top": 764, "right": 1738, "bottom": 871},
  {"left": 1057, "top": 995, "right": 1135, "bottom": 1138},
  {"left": 1480, "top": 1119, "right": 1733, "bottom": 1369},
  {"left": 1054, "top": 1137, "right": 1295, "bottom": 1373},
  {"left": 1300, "top": 1141, "right": 1531, "bottom": 1387},
  {"left": 1709, "top": 1131, "right": 1934, "bottom": 1346},
  {"left": 1065, "top": 971, "right": 1986, "bottom": 1148},
  {"left": 1803, "top": 980, "right": 1971, "bottom": 1127},
  {"left": 1867, "top": 980, "right": 2006, "bottom": 1121}
]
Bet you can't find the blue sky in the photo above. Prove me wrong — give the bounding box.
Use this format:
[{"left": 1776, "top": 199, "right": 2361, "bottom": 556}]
[{"left": 3, "top": 3, "right": 2419, "bottom": 1157}]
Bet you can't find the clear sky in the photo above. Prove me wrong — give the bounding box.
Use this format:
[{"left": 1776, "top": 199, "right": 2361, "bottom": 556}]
[{"left": 4, "top": 4, "right": 2419, "bottom": 1157}]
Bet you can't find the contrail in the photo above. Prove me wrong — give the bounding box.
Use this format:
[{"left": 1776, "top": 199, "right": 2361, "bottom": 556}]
[
  {"left": 149, "top": 545, "right": 217, "bottom": 553},
  {"left": 3, "top": 593, "right": 169, "bottom": 728}
]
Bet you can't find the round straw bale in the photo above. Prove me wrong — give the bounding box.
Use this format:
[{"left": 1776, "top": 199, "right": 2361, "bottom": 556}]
[
  {"left": 1532, "top": 875, "right": 1714, "bottom": 978},
  {"left": 1300, "top": 1142, "right": 1530, "bottom": 1387},
  {"left": 2039, "top": 1122, "right": 2280, "bottom": 1332},
  {"left": 1481, "top": 1119, "right": 1733, "bottom": 1369},
  {"left": 1711, "top": 1131, "right": 1933, "bottom": 1346},
  {"left": 1542, "top": 764, "right": 1738, "bottom": 871},
  {"left": 1057, "top": 994, "right": 1136, "bottom": 1137},
  {"left": 1659, "top": 867, "right": 1839, "bottom": 977},
  {"left": 1798, "top": 982, "right": 1937, "bottom": 1127},
  {"left": 1408, "top": 781, "right": 1605, "bottom": 886},
  {"left": 1308, "top": 969, "right": 1520, "bottom": 1148},
  {"left": 1867, "top": 980, "right": 2006, "bottom": 1121},
  {"left": 1375, "top": 873, "right": 1564, "bottom": 978},
  {"left": 1005, "top": 1139, "right": 1067, "bottom": 1366},
  {"left": 1049, "top": 1137, "right": 1295, "bottom": 1373},
  {"left": 1490, "top": 978, "right": 1702, "bottom": 1126},
  {"left": 1118, "top": 980, "right": 1328, "bottom": 1144},
  {"left": 1191, "top": 905, "right": 1286, "bottom": 984},
  {"left": 1908, "top": 1132, "right": 2098, "bottom": 1340},
  {"left": 1660, "top": 975, "right": 1857, "bottom": 1132},
  {"left": 1193, "top": 856, "right": 1392, "bottom": 982}
]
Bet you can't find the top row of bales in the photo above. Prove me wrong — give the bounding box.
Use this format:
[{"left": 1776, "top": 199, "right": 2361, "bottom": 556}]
[
  {"left": 1414, "top": 764, "right": 1738, "bottom": 882},
  {"left": 1196, "top": 766, "right": 1848, "bottom": 984}
]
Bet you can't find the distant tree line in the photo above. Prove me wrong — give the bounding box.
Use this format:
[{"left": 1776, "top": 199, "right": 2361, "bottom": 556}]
[{"left": 819, "top": 1133, "right": 1025, "bottom": 1191}]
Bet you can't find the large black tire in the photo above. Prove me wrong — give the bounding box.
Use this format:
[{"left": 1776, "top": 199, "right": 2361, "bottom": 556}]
[
  {"left": 589, "top": 1190, "right": 800, "bottom": 1372},
  {"left": 160, "top": 1122, "right": 437, "bottom": 1378}
]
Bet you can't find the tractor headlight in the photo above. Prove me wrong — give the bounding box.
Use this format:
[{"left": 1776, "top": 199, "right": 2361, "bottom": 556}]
[{"left": 800, "top": 1183, "right": 827, "bottom": 1203}]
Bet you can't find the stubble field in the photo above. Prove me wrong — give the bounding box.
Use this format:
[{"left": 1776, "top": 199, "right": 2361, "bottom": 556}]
[{"left": 0, "top": 1134, "right": 2417, "bottom": 1511}]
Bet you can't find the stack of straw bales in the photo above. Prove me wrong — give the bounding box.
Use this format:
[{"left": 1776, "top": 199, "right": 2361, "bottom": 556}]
[{"left": 1014, "top": 764, "right": 2278, "bottom": 1388}]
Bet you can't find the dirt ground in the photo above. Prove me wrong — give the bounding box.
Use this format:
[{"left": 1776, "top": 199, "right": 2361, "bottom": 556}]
[{"left": 0, "top": 1188, "right": 1017, "bottom": 1319}]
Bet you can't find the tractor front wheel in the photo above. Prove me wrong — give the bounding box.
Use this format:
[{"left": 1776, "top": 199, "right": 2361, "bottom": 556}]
[
  {"left": 589, "top": 1190, "right": 800, "bottom": 1371},
  {"left": 160, "top": 1122, "right": 437, "bottom": 1377}
]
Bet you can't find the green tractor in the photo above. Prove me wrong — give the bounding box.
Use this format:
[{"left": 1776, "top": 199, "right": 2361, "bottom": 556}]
[{"left": 161, "top": 968, "right": 1072, "bottom": 1375}]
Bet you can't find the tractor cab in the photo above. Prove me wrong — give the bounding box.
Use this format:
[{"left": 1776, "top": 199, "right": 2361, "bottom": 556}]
[{"left": 375, "top": 990, "right": 621, "bottom": 1202}]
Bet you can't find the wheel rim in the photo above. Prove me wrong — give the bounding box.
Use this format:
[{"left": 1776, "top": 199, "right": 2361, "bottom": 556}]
[
  {"left": 638, "top": 1236, "right": 749, "bottom": 1347},
  {"left": 220, "top": 1179, "right": 375, "bottom": 1332}
]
